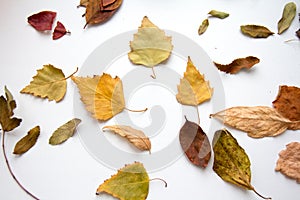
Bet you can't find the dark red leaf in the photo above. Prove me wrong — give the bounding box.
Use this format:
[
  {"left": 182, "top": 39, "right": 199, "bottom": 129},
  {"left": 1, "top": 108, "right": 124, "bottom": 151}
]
[
  {"left": 27, "top": 11, "right": 56, "bottom": 31},
  {"left": 179, "top": 116, "right": 211, "bottom": 168},
  {"left": 52, "top": 21, "right": 70, "bottom": 40}
]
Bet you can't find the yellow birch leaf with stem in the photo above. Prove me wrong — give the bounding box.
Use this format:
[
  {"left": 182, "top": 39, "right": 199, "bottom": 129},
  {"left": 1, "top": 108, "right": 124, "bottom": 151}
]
[
  {"left": 72, "top": 73, "right": 147, "bottom": 121},
  {"left": 128, "top": 16, "right": 173, "bottom": 79}
]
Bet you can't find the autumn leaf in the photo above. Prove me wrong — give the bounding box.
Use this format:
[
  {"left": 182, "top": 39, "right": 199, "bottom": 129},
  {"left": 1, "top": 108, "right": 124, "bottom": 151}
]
[
  {"left": 213, "top": 56, "right": 260, "bottom": 74},
  {"left": 102, "top": 0, "right": 116, "bottom": 7},
  {"left": 210, "top": 106, "right": 300, "bottom": 138},
  {"left": 179, "top": 116, "right": 211, "bottom": 168},
  {"left": 213, "top": 129, "right": 271, "bottom": 199},
  {"left": 53, "top": 21, "right": 70, "bottom": 40},
  {"left": 208, "top": 10, "right": 229, "bottom": 19},
  {"left": 0, "top": 87, "right": 22, "bottom": 132},
  {"left": 27, "top": 11, "right": 56, "bottom": 31},
  {"left": 198, "top": 19, "right": 209, "bottom": 35},
  {"left": 96, "top": 162, "right": 150, "bottom": 200},
  {"left": 49, "top": 118, "right": 81, "bottom": 145},
  {"left": 102, "top": 0, "right": 122, "bottom": 11},
  {"left": 275, "top": 142, "right": 300, "bottom": 183},
  {"left": 128, "top": 16, "right": 173, "bottom": 78},
  {"left": 278, "top": 2, "right": 296, "bottom": 34},
  {"left": 176, "top": 56, "right": 213, "bottom": 106},
  {"left": 102, "top": 125, "right": 151, "bottom": 152},
  {"left": 13, "top": 126, "right": 40, "bottom": 155},
  {"left": 272, "top": 85, "right": 300, "bottom": 122},
  {"left": 241, "top": 25, "right": 274, "bottom": 38}
]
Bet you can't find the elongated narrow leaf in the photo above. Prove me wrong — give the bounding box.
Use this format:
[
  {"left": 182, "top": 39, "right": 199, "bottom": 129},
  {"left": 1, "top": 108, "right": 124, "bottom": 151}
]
[
  {"left": 278, "top": 2, "right": 296, "bottom": 34},
  {"left": 49, "top": 118, "right": 81, "bottom": 145},
  {"left": 214, "top": 56, "right": 260, "bottom": 74},
  {"left": 13, "top": 126, "right": 40, "bottom": 155},
  {"left": 208, "top": 10, "right": 229, "bottom": 19},
  {"left": 241, "top": 25, "right": 274, "bottom": 38},
  {"left": 198, "top": 19, "right": 209, "bottom": 35}
]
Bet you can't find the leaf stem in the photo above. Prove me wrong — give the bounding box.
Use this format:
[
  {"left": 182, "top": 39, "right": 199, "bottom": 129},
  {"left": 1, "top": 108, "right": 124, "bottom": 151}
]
[
  {"left": 65, "top": 67, "right": 79, "bottom": 80},
  {"left": 1, "top": 129, "right": 40, "bottom": 200},
  {"left": 150, "top": 66, "right": 156, "bottom": 79},
  {"left": 149, "top": 178, "right": 168, "bottom": 187},
  {"left": 125, "top": 107, "right": 148, "bottom": 113},
  {"left": 196, "top": 106, "right": 200, "bottom": 125},
  {"left": 252, "top": 188, "right": 272, "bottom": 200}
]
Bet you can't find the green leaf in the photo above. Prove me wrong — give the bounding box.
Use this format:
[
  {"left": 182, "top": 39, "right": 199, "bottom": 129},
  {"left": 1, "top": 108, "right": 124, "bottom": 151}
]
[
  {"left": 278, "top": 2, "right": 296, "bottom": 34},
  {"left": 96, "top": 162, "right": 149, "bottom": 200},
  {"left": 241, "top": 25, "right": 274, "bottom": 38},
  {"left": 49, "top": 118, "right": 81, "bottom": 145},
  {"left": 198, "top": 18, "right": 209, "bottom": 35},
  {"left": 212, "top": 129, "right": 271, "bottom": 199},
  {"left": 208, "top": 10, "right": 229, "bottom": 19},
  {"left": 13, "top": 126, "right": 40, "bottom": 155}
]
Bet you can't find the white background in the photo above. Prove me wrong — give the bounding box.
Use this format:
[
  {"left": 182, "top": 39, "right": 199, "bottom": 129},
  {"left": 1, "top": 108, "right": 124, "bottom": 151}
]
[{"left": 0, "top": 0, "right": 300, "bottom": 199}]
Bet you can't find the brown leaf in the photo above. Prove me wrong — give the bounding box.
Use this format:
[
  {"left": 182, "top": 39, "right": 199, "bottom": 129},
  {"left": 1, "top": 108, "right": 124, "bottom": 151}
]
[
  {"left": 210, "top": 106, "right": 300, "bottom": 138},
  {"left": 275, "top": 142, "right": 300, "bottom": 183},
  {"left": 198, "top": 18, "right": 209, "bottom": 35},
  {"left": 296, "top": 29, "right": 300, "bottom": 39},
  {"left": 278, "top": 2, "right": 296, "bottom": 34},
  {"left": 179, "top": 116, "right": 211, "bottom": 168},
  {"left": 102, "top": 0, "right": 116, "bottom": 7},
  {"left": 13, "top": 126, "right": 40, "bottom": 155},
  {"left": 241, "top": 25, "right": 274, "bottom": 38},
  {"left": 213, "top": 56, "right": 260, "bottom": 74},
  {"left": 102, "top": 0, "right": 122, "bottom": 11},
  {"left": 52, "top": 21, "right": 70, "bottom": 40}
]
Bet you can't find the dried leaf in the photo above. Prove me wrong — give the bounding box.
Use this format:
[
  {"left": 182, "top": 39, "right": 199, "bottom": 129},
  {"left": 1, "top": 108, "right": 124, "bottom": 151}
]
[
  {"left": 275, "top": 142, "right": 300, "bottom": 183},
  {"left": 96, "top": 162, "right": 149, "bottom": 200},
  {"left": 241, "top": 25, "right": 274, "bottom": 38},
  {"left": 53, "top": 21, "right": 70, "bottom": 40},
  {"left": 278, "top": 2, "right": 296, "bottom": 34},
  {"left": 102, "top": 125, "right": 151, "bottom": 152},
  {"left": 27, "top": 11, "right": 56, "bottom": 31},
  {"left": 213, "top": 129, "right": 271, "bottom": 199},
  {"left": 102, "top": 0, "right": 116, "bottom": 7},
  {"left": 49, "top": 118, "right": 81, "bottom": 145},
  {"left": 79, "top": 0, "right": 89, "bottom": 7},
  {"left": 72, "top": 73, "right": 125, "bottom": 121},
  {"left": 176, "top": 56, "right": 213, "bottom": 106},
  {"left": 213, "top": 56, "right": 260, "bottom": 74},
  {"left": 102, "top": 0, "right": 122, "bottom": 11},
  {"left": 208, "top": 10, "right": 229, "bottom": 19},
  {"left": 272, "top": 85, "right": 300, "bottom": 122},
  {"left": 198, "top": 18, "right": 209, "bottom": 35},
  {"left": 13, "top": 126, "right": 40, "bottom": 155},
  {"left": 179, "top": 116, "right": 211, "bottom": 168},
  {"left": 296, "top": 29, "right": 300, "bottom": 39},
  {"left": 20, "top": 64, "right": 67, "bottom": 102},
  {"left": 128, "top": 16, "right": 173, "bottom": 69},
  {"left": 210, "top": 106, "right": 300, "bottom": 138}
]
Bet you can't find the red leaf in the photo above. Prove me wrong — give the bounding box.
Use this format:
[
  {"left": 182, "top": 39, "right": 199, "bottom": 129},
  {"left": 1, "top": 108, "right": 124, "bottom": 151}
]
[
  {"left": 28, "top": 11, "right": 56, "bottom": 31},
  {"left": 52, "top": 21, "right": 70, "bottom": 40}
]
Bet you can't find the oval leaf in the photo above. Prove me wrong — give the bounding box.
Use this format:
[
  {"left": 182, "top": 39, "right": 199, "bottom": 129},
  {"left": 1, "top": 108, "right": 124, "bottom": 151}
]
[
  {"left": 241, "top": 25, "right": 274, "bottom": 38},
  {"left": 198, "top": 18, "right": 209, "bottom": 35},
  {"left": 214, "top": 56, "right": 260, "bottom": 74},
  {"left": 13, "top": 126, "right": 40, "bottom": 155},
  {"left": 208, "top": 10, "right": 229, "bottom": 19},
  {"left": 278, "top": 2, "right": 296, "bottom": 34},
  {"left": 27, "top": 11, "right": 56, "bottom": 31}
]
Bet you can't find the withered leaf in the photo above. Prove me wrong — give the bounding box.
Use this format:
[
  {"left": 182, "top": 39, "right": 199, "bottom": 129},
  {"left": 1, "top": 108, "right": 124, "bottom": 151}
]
[
  {"left": 179, "top": 116, "right": 211, "bottom": 168},
  {"left": 198, "top": 19, "right": 209, "bottom": 35},
  {"left": 102, "top": 0, "right": 116, "bottom": 7},
  {"left": 102, "top": 0, "right": 122, "bottom": 11},
  {"left": 275, "top": 142, "right": 300, "bottom": 183},
  {"left": 176, "top": 56, "right": 213, "bottom": 106},
  {"left": 96, "top": 162, "right": 150, "bottom": 200},
  {"left": 210, "top": 106, "right": 300, "bottom": 138},
  {"left": 208, "top": 10, "right": 229, "bottom": 19},
  {"left": 53, "top": 21, "right": 70, "bottom": 40},
  {"left": 296, "top": 29, "right": 300, "bottom": 39},
  {"left": 272, "top": 85, "right": 300, "bottom": 122},
  {"left": 102, "top": 125, "right": 151, "bottom": 152},
  {"left": 213, "top": 56, "right": 260, "bottom": 74},
  {"left": 49, "top": 118, "right": 81, "bottom": 145},
  {"left": 241, "top": 25, "right": 274, "bottom": 38},
  {"left": 213, "top": 129, "right": 271, "bottom": 199},
  {"left": 27, "top": 11, "right": 56, "bottom": 31},
  {"left": 278, "top": 2, "right": 296, "bottom": 34},
  {"left": 0, "top": 87, "right": 22, "bottom": 132},
  {"left": 13, "top": 126, "right": 40, "bottom": 155}
]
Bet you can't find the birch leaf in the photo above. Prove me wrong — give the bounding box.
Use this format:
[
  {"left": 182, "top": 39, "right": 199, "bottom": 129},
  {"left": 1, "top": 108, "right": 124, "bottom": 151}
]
[
  {"left": 213, "top": 129, "right": 271, "bottom": 199},
  {"left": 128, "top": 16, "right": 173, "bottom": 69},
  {"left": 198, "top": 18, "right": 209, "bottom": 35},
  {"left": 49, "top": 118, "right": 81, "bottom": 145},
  {"left": 102, "top": 125, "right": 151, "bottom": 152},
  {"left": 210, "top": 106, "right": 300, "bottom": 138},
  {"left": 214, "top": 56, "right": 260, "bottom": 74},
  {"left": 176, "top": 56, "right": 213, "bottom": 106},
  {"left": 275, "top": 142, "right": 300, "bottom": 183},
  {"left": 96, "top": 162, "right": 150, "bottom": 200},
  {"left": 208, "top": 10, "right": 229, "bottom": 19},
  {"left": 278, "top": 2, "right": 296, "bottom": 34},
  {"left": 13, "top": 126, "right": 40, "bottom": 155},
  {"left": 241, "top": 25, "right": 274, "bottom": 38}
]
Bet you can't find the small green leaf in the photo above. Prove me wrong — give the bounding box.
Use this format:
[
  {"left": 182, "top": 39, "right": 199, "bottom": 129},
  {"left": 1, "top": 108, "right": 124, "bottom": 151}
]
[
  {"left": 13, "top": 126, "right": 40, "bottom": 155},
  {"left": 208, "top": 10, "right": 229, "bottom": 19},
  {"left": 241, "top": 25, "right": 274, "bottom": 38},
  {"left": 198, "top": 18, "right": 209, "bottom": 35},
  {"left": 49, "top": 118, "right": 81, "bottom": 145},
  {"left": 278, "top": 2, "right": 296, "bottom": 34}
]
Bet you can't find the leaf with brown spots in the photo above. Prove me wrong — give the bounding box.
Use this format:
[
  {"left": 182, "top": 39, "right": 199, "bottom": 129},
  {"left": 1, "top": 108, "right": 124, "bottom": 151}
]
[{"left": 214, "top": 56, "right": 259, "bottom": 74}]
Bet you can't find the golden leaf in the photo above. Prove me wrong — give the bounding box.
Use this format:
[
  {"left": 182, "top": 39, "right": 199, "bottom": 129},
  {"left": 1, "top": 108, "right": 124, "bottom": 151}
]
[
  {"left": 240, "top": 25, "right": 274, "bottom": 38},
  {"left": 176, "top": 56, "right": 213, "bottom": 106},
  {"left": 13, "top": 126, "right": 40, "bottom": 155},
  {"left": 208, "top": 10, "right": 229, "bottom": 19},
  {"left": 198, "top": 18, "right": 209, "bottom": 35},
  {"left": 102, "top": 125, "right": 151, "bottom": 152}
]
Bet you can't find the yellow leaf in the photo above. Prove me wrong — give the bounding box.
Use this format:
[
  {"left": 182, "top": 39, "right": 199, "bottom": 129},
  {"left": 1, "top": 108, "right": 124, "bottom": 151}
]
[
  {"left": 176, "top": 57, "right": 213, "bottom": 106},
  {"left": 128, "top": 16, "right": 173, "bottom": 68},
  {"left": 20, "top": 64, "right": 67, "bottom": 102},
  {"left": 72, "top": 73, "right": 125, "bottom": 121},
  {"left": 13, "top": 126, "right": 40, "bottom": 155}
]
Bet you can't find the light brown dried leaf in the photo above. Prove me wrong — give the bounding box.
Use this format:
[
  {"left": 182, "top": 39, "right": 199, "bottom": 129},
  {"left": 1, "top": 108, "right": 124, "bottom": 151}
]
[
  {"left": 275, "top": 142, "right": 300, "bottom": 183},
  {"left": 278, "top": 2, "right": 296, "bottom": 34},
  {"left": 198, "top": 19, "right": 209, "bottom": 35},
  {"left": 13, "top": 126, "right": 40, "bottom": 155},
  {"left": 214, "top": 56, "right": 259, "bottom": 74},
  {"left": 241, "top": 25, "right": 274, "bottom": 38}
]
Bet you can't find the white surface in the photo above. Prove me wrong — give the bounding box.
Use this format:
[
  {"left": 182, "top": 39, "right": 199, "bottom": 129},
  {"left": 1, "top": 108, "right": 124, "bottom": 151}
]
[{"left": 0, "top": 0, "right": 299, "bottom": 200}]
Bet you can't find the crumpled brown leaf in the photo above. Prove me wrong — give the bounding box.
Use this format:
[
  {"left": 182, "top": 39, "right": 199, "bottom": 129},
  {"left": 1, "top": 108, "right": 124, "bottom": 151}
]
[
  {"left": 275, "top": 142, "right": 300, "bottom": 183},
  {"left": 213, "top": 56, "right": 260, "bottom": 74},
  {"left": 13, "top": 126, "right": 40, "bottom": 155}
]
